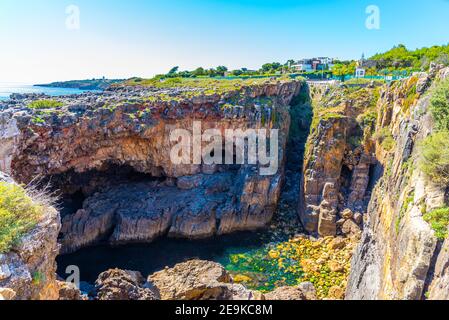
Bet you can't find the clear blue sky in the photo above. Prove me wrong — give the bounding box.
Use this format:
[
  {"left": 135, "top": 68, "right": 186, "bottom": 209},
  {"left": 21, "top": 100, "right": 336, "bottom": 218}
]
[{"left": 1, "top": 0, "right": 448, "bottom": 83}]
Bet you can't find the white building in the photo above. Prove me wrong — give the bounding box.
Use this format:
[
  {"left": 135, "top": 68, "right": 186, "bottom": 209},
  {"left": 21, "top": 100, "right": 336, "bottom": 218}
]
[
  {"left": 355, "top": 68, "right": 366, "bottom": 78},
  {"left": 292, "top": 61, "right": 314, "bottom": 72},
  {"left": 291, "top": 57, "right": 334, "bottom": 73}
]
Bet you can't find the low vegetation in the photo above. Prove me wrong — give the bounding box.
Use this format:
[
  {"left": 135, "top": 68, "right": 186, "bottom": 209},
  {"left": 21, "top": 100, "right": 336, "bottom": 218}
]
[
  {"left": 418, "top": 131, "right": 449, "bottom": 185},
  {"left": 0, "top": 182, "right": 44, "bottom": 253},
  {"left": 423, "top": 207, "right": 449, "bottom": 240},
  {"left": 401, "top": 76, "right": 419, "bottom": 113},
  {"left": 374, "top": 127, "right": 396, "bottom": 151},
  {"left": 123, "top": 43, "right": 449, "bottom": 87},
  {"left": 371, "top": 44, "right": 449, "bottom": 71},
  {"left": 125, "top": 75, "right": 296, "bottom": 91},
  {"left": 27, "top": 99, "right": 63, "bottom": 110},
  {"left": 429, "top": 77, "right": 449, "bottom": 131},
  {"left": 417, "top": 78, "right": 449, "bottom": 185}
]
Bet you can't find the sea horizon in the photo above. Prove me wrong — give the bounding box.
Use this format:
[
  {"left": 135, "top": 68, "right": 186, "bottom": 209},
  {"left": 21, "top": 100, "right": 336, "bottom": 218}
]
[{"left": 0, "top": 82, "right": 99, "bottom": 100}]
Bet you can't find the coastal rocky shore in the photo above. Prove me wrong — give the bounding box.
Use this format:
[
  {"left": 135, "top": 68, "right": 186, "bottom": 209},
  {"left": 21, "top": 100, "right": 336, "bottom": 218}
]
[
  {"left": 1, "top": 68, "right": 449, "bottom": 300},
  {"left": 0, "top": 79, "right": 301, "bottom": 253}
]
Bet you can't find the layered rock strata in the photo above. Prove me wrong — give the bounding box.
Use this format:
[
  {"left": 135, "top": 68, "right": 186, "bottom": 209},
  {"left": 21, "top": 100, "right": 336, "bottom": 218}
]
[
  {"left": 346, "top": 67, "right": 449, "bottom": 300},
  {"left": 0, "top": 80, "right": 302, "bottom": 252},
  {"left": 300, "top": 84, "right": 377, "bottom": 237}
]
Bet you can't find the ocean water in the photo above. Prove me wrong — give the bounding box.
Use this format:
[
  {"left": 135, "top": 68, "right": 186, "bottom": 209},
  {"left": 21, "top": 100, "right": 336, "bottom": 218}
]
[
  {"left": 57, "top": 231, "right": 267, "bottom": 284},
  {"left": 0, "top": 83, "right": 99, "bottom": 100}
]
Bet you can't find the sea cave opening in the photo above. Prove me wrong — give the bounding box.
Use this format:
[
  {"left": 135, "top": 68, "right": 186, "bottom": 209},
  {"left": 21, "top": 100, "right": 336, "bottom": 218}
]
[{"left": 53, "top": 90, "right": 314, "bottom": 290}]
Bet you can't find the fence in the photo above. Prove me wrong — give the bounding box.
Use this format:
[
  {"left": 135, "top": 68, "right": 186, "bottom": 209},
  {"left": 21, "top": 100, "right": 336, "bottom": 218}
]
[{"left": 194, "top": 73, "right": 410, "bottom": 82}]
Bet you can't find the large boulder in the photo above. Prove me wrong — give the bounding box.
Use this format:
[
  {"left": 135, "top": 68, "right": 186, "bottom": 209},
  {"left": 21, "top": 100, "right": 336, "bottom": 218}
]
[
  {"left": 0, "top": 288, "right": 16, "bottom": 300},
  {"left": 0, "top": 171, "right": 13, "bottom": 183},
  {"left": 149, "top": 260, "right": 230, "bottom": 300},
  {"left": 95, "top": 269, "right": 160, "bottom": 301},
  {"left": 148, "top": 260, "right": 262, "bottom": 300},
  {"left": 428, "top": 238, "right": 449, "bottom": 300},
  {"left": 57, "top": 281, "right": 88, "bottom": 301},
  {"left": 265, "top": 282, "right": 317, "bottom": 300}
]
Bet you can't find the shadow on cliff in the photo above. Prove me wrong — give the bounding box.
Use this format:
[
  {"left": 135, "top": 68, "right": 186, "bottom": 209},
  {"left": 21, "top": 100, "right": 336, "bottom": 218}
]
[{"left": 281, "top": 84, "right": 313, "bottom": 231}]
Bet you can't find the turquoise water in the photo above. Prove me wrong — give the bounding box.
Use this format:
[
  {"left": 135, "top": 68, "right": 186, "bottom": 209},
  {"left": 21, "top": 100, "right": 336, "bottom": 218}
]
[{"left": 0, "top": 83, "right": 99, "bottom": 100}]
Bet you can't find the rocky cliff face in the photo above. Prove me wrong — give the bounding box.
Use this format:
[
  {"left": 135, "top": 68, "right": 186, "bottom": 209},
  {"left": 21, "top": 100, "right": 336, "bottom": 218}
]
[
  {"left": 0, "top": 80, "right": 302, "bottom": 253},
  {"left": 300, "top": 84, "right": 377, "bottom": 238},
  {"left": 346, "top": 67, "right": 449, "bottom": 300},
  {"left": 0, "top": 175, "right": 61, "bottom": 300}
]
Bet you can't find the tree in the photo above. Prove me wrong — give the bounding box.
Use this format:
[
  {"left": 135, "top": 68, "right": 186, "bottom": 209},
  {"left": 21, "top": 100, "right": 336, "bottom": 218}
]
[
  {"left": 261, "top": 62, "right": 282, "bottom": 73},
  {"left": 331, "top": 63, "right": 347, "bottom": 81},
  {"left": 192, "top": 67, "right": 206, "bottom": 76},
  {"left": 285, "top": 59, "right": 295, "bottom": 67},
  {"left": 231, "top": 69, "right": 243, "bottom": 76},
  {"left": 435, "top": 53, "right": 449, "bottom": 66},
  {"left": 346, "top": 61, "right": 357, "bottom": 75},
  {"left": 168, "top": 66, "right": 179, "bottom": 75},
  {"left": 366, "top": 67, "right": 377, "bottom": 76},
  {"left": 216, "top": 66, "right": 228, "bottom": 76}
]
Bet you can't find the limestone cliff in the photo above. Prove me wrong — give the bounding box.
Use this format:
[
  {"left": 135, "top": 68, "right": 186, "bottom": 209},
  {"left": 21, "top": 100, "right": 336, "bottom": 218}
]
[
  {"left": 300, "top": 83, "right": 378, "bottom": 237},
  {"left": 0, "top": 80, "right": 302, "bottom": 253},
  {"left": 0, "top": 174, "right": 61, "bottom": 300},
  {"left": 346, "top": 67, "right": 449, "bottom": 300}
]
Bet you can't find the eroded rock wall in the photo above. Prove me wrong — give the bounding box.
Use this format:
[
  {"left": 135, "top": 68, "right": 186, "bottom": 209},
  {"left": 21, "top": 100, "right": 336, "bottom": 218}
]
[
  {"left": 346, "top": 67, "right": 449, "bottom": 300},
  {"left": 300, "top": 84, "right": 377, "bottom": 238},
  {"left": 0, "top": 111, "right": 19, "bottom": 174},
  {"left": 0, "top": 174, "right": 61, "bottom": 300},
  {"left": 0, "top": 81, "right": 302, "bottom": 253}
]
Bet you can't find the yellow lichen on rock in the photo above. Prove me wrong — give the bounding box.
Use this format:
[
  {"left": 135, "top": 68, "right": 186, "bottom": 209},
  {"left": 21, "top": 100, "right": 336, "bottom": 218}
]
[
  {"left": 265, "top": 236, "right": 357, "bottom": 299},
  {"left": 233, "top": 274, "right": 253, "bottom": 284}
]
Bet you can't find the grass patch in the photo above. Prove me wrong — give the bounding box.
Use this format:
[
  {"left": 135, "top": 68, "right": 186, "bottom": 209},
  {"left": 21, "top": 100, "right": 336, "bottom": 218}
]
[
  {"left": 123, "top": 76, "right": 301, "bottom": 95},
  {"left": 310, "top": 113, "right": 346, "bottom": 131},
  {"left": 0, "top": 182, "right": 45, "bottom": 253},
  {"left": 27, "top": 99, "right": 63, "bottom": 110},
  {"left": 374, "top": 127, "right": 396, "bottom": 151},
  {"left": 423, "top": 207, "right": 449, "bottom": 240},
  {"left": 357, "top": 110, "right": 377, "bottom": 133},
  {"left": 418, "top": 131, "right": 449, "bottom": 185},
  {"left": 401, "top": 76, "right": 419, "bottom": 114}
]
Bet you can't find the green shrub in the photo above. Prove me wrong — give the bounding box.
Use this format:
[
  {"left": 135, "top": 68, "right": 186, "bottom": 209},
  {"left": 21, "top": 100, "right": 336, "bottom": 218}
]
[
  {"left": 423, "top": 207, "right": 449, "bottom": 240},
  {"left": 418, "top": 131, "right": 449, "bottom": 185},
  {"left": 430, "top": 77, "right": 449, "bottom": 131},
  {"left": 28, "top": 99, "right": 63, "bottom": 110},
  {"left": 32, "top": 271, "right": 46, "bottom": 285},
  {"left": 402, "top": 80, "right": 418, "bottom": 113},
  {"left": 357, "top": 110, "right": 377, "bottom": 132},
  {"left": 374, "top": 127, "right": 396, "bottom": 151},
  {"left": 0, "top": 183, "right": 44, "bottom": 253}
]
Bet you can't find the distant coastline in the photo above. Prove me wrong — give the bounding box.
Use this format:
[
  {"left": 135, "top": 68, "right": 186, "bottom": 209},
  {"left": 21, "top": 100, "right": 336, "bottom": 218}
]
[
  {"left": 0, "top": 83, "right": 103, "bottom": 100},
  {"left": 34, "top": 78, "right": 124, "bottom": 91}
]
